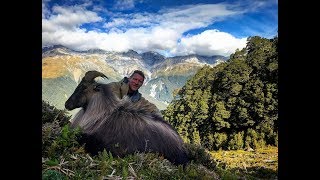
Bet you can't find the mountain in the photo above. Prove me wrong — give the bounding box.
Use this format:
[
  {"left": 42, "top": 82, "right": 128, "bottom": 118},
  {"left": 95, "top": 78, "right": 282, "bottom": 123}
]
[
  {"left": 143, "top": 54, "right": 227, "bottom": 103},
  {"left": 42, "top": 45, "right": 227, "bottom": 112},
  {"left": 141, "top": 51, "right": 165, "bottom": 67}
]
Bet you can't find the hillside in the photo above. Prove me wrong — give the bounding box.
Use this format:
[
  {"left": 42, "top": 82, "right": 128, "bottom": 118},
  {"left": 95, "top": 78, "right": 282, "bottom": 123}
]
[{"left": 163, "top": 36, "right": 278, "bottom": 151}]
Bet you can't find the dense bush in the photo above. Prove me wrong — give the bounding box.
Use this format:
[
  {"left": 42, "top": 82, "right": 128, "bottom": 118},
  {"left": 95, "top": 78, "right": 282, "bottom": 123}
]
[{"left": 42, "top": 100, "right": 71, "bottom": 126}]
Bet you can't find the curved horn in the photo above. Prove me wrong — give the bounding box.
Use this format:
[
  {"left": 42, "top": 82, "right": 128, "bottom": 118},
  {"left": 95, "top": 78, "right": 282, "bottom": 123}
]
[{"left": 82, "top": 70, "right": 108, "bottom": 82}]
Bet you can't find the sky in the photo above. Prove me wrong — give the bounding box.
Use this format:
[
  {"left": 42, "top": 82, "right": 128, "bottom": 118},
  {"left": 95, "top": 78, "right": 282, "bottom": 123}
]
[{"left": 42, "top": 0, "right": 278, "bottom": 57}]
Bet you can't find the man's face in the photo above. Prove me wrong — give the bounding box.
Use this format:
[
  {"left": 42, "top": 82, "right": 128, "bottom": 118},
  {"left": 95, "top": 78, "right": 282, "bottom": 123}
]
[{"left": 128, "top": 73, "right": 144, "bottom": 91}]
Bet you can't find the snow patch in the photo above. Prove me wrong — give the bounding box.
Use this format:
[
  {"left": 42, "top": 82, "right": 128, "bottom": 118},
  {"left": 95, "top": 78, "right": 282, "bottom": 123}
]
[
  {"left": 150, "top": 84, "right": 157, "bottom": 98},
  {"left": 159, "top": 82, "right": 163, "bottom": 91},
  {"left": 185, "top": 57, "right": 200, "bottom": 63}
]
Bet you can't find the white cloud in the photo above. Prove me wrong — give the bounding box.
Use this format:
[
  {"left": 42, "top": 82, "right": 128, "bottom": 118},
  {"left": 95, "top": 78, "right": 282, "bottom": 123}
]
[
  {"left": 172, "top": 30, "right": 247, "bottom": 57},
  {"left": 42, "top": 5, "right": 102, "bottom": 31},
  {"left": 159, "top": 3, "right": 239, "bottom": 32},
  {"left": 104, "top": 18, "right": 128, "bottom": 28},
  {"left": 113, "top": 0, "right": 135, "bottom": 10},
  {"left": 42, "top": 2, "right": 251, "bottom": 57},
  {"left": 105, "top": 4, "right": 240, "bottom": 33},
  {"left": 42, "top": 0, "right": 51, "bottom": 19}
]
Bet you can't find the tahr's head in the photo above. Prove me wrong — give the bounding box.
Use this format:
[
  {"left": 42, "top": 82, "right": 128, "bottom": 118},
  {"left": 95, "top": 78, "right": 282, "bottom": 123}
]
[{"left": 65, "top": 71, "right": 108, "bottom": 110}]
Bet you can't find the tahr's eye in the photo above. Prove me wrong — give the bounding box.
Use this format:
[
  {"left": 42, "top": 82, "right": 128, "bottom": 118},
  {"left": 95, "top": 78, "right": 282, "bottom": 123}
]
[{"left": 94, "top": 84, "right": 101, "bottom": 91}]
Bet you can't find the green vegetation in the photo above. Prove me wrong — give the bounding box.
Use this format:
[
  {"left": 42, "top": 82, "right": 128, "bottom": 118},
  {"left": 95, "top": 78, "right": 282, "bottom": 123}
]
[{"left": 163, "top": 36, "right": 278, "bottom": 151}]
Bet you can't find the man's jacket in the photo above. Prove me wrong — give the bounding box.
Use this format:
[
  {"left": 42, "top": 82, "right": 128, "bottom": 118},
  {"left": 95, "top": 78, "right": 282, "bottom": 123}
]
[{"left": 107, "top": 77, "right": 161, "bottom": 115}]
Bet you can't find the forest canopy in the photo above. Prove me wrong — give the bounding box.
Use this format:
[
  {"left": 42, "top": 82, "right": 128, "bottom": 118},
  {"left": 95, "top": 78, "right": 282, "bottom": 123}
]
[{"left": 163, "top": 36, "right": 278, "bottom": 151}]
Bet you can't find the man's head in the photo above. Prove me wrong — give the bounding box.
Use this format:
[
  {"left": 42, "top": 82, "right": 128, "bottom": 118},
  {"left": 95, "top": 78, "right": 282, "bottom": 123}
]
[{"left": 128, "top": 70, "right": 145, "bottom": 92}]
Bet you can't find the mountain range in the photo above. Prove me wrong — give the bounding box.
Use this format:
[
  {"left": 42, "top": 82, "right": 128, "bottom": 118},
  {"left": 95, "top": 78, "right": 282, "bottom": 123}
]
[{"left": 42, "top": 45, "right": 228, "bottom": 115}]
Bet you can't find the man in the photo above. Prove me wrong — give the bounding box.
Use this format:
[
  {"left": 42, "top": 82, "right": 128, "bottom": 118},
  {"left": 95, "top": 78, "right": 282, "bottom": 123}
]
[{"left": 108, "top": 70, "right": 160, "bottom": 115}]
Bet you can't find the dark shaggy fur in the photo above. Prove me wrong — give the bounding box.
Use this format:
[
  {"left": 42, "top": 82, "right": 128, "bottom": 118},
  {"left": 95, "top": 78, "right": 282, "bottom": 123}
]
[{"left": 65, "top": 74, "right": 189, "bottom": 165}]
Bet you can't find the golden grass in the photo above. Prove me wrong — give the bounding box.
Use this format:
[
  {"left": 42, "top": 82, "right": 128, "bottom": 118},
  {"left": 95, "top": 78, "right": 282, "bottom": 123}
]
[
  {"left": 42, "top": 55, "right": 120, "bottom": 79},
  {"left": 42, "top": 56, "right": 69, "bottom": 78},
  {"left": 210, "top": 146, "right": 278, "bottom": 179}
]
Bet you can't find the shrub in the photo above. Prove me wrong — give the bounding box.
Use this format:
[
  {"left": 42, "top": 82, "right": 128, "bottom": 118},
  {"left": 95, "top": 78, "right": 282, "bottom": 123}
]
[{"left": 228, "top": 131, "right": 244, "bottom": 150}]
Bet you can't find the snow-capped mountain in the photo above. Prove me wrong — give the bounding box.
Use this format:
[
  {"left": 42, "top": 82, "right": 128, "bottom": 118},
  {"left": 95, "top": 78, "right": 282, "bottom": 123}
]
[{"left": 42, "top": 45, "right": 227, "bottom": 112}]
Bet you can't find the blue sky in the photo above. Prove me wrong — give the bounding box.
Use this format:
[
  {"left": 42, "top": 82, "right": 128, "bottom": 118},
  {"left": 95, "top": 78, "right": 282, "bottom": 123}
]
[{"left": 42, "top": 0, "right": 278, "bottom": 57}]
